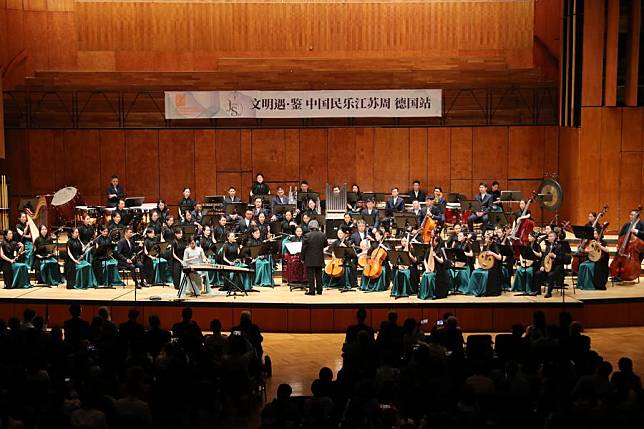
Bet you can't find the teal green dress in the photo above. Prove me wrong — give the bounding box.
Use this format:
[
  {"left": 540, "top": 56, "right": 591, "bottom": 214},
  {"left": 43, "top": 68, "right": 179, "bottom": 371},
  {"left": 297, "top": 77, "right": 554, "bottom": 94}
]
[
  {"left": 465, "top": 268, "right": 489, "bottom": 297},
  {"left": 323, "top": 266, "right": 354, "bottom": 289},
  {"left": 206, "top": 255, "right": 223, "bottom": 286},
  {"left": 512, "top": 266, "right": 535, "bottom": 293},
  {"left": 23, "top": 240, "right": 34, "bottom": 269},
  {"left": 449, "top": 266, "right": 471, "bottom": 293},
  {"left": 38, "top": 258, "right": 63, "bottom": 285},
  {"left": 153, "top": 257, "right": 173, "bottom": 284},
  {"left": 253, "top": 255, "right": 274, "bottom": 287},
  {"left": 9, "top": 262, "right": 31, "bottom": 289},
  {"left": 418, "top": 271, "right": 436, "bottom": 299},
  {"left": 577, "top": 260, "right": 596, "bottom": 290},
  {"left": 361, "top": 265, "right": 389, "bottom": 292},
  {"left": 391, "top": 267, "right": 413, "bottom": 297},
  {"left": 100, "top": 258, "right": 125, "bottom": 286},
  {"left": 73, "top": 260, "right": 97, "bottom": 289},
  {"left": 232, "top": 261, "right": 253, "bottom": 291}
]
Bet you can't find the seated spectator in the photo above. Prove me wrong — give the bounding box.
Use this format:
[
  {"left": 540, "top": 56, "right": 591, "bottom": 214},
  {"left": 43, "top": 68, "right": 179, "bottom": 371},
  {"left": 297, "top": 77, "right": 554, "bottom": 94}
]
[
  {"left": 261, "top": 383, "right": 300, "bottom": 429},
  {"left": 144, "top": 314, "right": 171, "bottom": 358},
  {"left": 171, "top": 307, "right": 203, "bottom": 356},
  {"left": 64, "top": 303, "right": 91, "bottom": 349},
  {"left": 231, "top": 311, "right": 263, "bottom": 359},
  {"left": 345, "top": 307, "right": 375, "bottom": 344}
]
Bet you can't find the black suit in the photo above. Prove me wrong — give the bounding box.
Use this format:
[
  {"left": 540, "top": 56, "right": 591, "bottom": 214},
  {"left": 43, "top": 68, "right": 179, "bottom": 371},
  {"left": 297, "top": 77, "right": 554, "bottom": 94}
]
[
  {"left": 106, "top": 184, "right": 125, "bottom": 208},
  {"left": 115, "top": 238, "right": 145, "bottom": 286},
  {"left": 360, "top": 208, "right": 380, "bottom": 229},
  {"left": 224, "top": 196, "right": 242, "bottom": 204},
  {"left": 408, "top": 190, "right": 426, "bottom": 203},
  {"left": 302, "top": 229, "right": 327, "bottom": 294},
  {"left": 385, "top": 197, "right": 405, "bottom": 216},
  {"left": 535, "top": 241, "right": 570, "bottom": 296},
  {"left": 468, "top": 193, "right": 494, "bottom": 231}
]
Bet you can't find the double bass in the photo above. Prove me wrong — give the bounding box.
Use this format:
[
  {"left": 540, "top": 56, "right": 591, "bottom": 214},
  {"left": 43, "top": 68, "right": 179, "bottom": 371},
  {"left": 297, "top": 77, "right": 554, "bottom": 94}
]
[
  {"left": 509, "top": 192, "right": 536, "bottom": 258},
  {"left": 610, "top": 206, "right": 644, "bottom": 282},
  {"left": 571, "top": 205, "right": 608, "bottom": 273}
]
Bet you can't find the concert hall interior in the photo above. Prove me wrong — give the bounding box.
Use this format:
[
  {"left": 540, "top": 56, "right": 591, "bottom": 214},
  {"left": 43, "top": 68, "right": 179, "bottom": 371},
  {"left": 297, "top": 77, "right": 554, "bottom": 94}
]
[{"left": 0, "top": 1, "right": 643, "bottom": 428}]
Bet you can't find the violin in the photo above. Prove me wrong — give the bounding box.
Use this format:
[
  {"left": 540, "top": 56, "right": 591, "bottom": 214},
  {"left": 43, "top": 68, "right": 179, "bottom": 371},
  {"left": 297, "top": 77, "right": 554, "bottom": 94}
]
[{"left": 610, "top": 205, "right": 644, "bottom": 281}]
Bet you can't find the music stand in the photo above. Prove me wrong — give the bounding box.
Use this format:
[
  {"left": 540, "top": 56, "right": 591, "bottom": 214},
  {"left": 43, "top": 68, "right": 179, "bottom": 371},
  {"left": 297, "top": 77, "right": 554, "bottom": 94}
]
[
  {"left": 247, "top": 244, "right": 273, "bottom": 290},
  {"left": 490, "top": 211, "right": 510, "bottom": 227},
  {"left": 572, "top": 225, "right": 594, "bottom": 241},
  {"left": 225, "top": 202, "right": 248, "bottom": 217},
  {"left": 269, "top": 221, "right": 283, "bottom": 236},
  {"left": 331, "top": 246, "right": 357, "bottom": 293},
  {"left": 395, "top": 212, "right": 419, "bottom": 229},
  {"left": 273, "top": 204, "right": 296, "bottom": 216},
  {"left": 95, "top": 243, "right": 116, "bottom": 289},
  {"left": 470, "top": 240, "right": 482, "bottom": 256},
  {"left": 500, "top": 191, "right": 523, "bottom": 202},
  {"left": 181, "top": 225, "right": 197, "bottom": 240},
  {"left": 354, "top": 213, "right": 376, "bottom": 227},
  {"left": 204, "top": 195, "right": 223, "bottom": 204},
  {"left": 447, "top": 193, "right": 468, "bottom": 204},
  {"left": 444, "top": 247, "right": 467, "bottom": 295},
  {"left": 309, "top": 214, "right": 325, "bottom": 229},
  {"left": 412, "top": 243, "right": 430, "bottom": 259},
  {"left": 200, "top": 215, "right": 215, "bottom": 228},
  {"left": 461, "top": 200, "right": 482, "bottom": 212},
  {"left": 297, "top": 192, "right": 319, "bottom": 204},
  {"left": 125, "top": 197, "right": 144, "bottom": 208}
]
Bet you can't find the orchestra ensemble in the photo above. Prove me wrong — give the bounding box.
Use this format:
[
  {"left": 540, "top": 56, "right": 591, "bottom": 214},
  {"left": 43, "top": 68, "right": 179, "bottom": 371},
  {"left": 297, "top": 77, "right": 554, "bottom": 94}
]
[{"left": 1, "top": 173, "right": 643, "bottom": 300}]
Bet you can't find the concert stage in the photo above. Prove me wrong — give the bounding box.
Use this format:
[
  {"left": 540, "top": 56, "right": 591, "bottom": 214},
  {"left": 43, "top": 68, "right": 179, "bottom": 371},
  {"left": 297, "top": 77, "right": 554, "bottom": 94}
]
[{"left": 1, "top": 278, "right": 644, "bottom": 333}]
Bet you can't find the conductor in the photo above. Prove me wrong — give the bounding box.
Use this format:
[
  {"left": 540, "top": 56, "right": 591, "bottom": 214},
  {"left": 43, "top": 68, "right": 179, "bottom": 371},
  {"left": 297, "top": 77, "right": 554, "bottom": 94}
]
[{"left": 302, "top": 220, "right": 327, "bottom": 296}]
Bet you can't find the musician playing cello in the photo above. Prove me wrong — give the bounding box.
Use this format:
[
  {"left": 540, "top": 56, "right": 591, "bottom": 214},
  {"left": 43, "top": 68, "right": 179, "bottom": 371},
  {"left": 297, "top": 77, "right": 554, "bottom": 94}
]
[{"left": 619, "top": 209, "right": 644, "bottom": 257}]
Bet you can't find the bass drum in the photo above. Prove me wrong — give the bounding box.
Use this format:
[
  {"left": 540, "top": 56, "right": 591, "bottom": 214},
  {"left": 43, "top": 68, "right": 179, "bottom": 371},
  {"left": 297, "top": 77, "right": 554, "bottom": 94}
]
[{"left": 51, "top": 186, "right": 84, "bottom": 225}]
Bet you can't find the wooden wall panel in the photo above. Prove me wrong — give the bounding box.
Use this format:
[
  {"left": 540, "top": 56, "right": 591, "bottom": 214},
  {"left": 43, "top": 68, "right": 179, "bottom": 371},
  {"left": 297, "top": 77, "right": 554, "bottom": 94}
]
[
  {"left": 604, "top": 0, "right": 620, "bottom": 106},
  {"left": 450, "top": 128, "right": 473, "bottom": 180},
  {"left": 252, "top": 129, "right": 297, "bottom": 183},
  {"left": 125, "top": 130, "right": 159, "bottom": 200},
  {"left": 215, "top": 130, "right": 241, "bottom": 172},
  {"left": 508, "top": 127, "right": 544, "bottom": 179},
  {"left": 194, "top": 130, "right": 217, "bottom": 201},
  {"left": 408, "top": 128, "right": 427, "bottom": 188},
  {"left": 581, "top": 0, "right": 606, "bottom": 107},
  {"left": 63, "top": 130, "right": 101, "bottom": 200},
  {"left": 158, "top": 130, "right": 195, "bottom": 204},
  {"left": 4, "top": 130, "right": 30, "bottom": 195},
  {"left": 0, "top": 74, "right": 4, "bottom": 159},
  {"left": 373, "top": 128, "right": 409, "bottom": 192},
  {"left": 598, "top": 109, "right": 622, "bottom": 228},
  {"left": 578, "top": 108, "right": 602, "bottom": 218},
  {"left": 621, "top": 108, "right": 643, "bottom": 152},
  {"left": 427, "top": 128, "right": 450, "bottom": 189},
  {"left": 327, "top": 128, "right": 356, "bottom": 187},
  {"left": 299, "top": 129, "right": 328, "bottom": 195},
  {"left": 355, "top": 128, "right": 374, "bottom": 191},
  {"left": 28, "top": 130, "right": 57, "bottom": 194},
  {"left": 99, "top": 130, "right": 126, "bottom": 196},
  {"left": 216, "top": 173, "right": 242, "bottom": 197},
  {"left": 473, "top": 127, "right": 508, "bottom": 180},
  {"left": 619, "top": 154, "right": 642, "bottom": 218}
]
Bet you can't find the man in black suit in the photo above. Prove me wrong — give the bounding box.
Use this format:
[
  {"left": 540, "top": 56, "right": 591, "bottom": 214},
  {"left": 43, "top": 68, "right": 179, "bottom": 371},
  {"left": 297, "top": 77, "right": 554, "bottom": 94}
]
[
  {"left": 252, "top": 197, "right": 270, "bottom": 218},
  {"left": 115, "top": 227, "right": 146, "bottom": 288},
  {"left": 224, "top": 186, "right": 242, "bottom": 204},
  {"left": 236, "top": 210, "right": 255, "bottom": 234},
  {"left": 468, "top": 182, "right": 494, "bottom": 231},
  {"left": 302, "top": 220, "right": 327, "bottom": 295},
  {"left": 385, "top": 187, "right": 405, "bottom": 216},
  {"left": 408, "top": 180, "right": 426, "bottom": 204},
  {"left": 350, "top": 220, "right": 371, "bottom": 247},
  {"left": 361, "top": 199, "right": 380, "bottom": 231},
  {"left": 106, "top": 175, "right": 125, "bottom": 208}
]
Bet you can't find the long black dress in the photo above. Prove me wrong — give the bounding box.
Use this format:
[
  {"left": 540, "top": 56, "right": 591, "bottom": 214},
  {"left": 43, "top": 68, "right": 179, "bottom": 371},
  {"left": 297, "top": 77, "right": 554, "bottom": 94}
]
[
  {"left": 171, "top": 238, "right": 187, "bottom": 290},
  {"left": 485, "top": 242, "right": 503, "bottom": 296},
  {"left": 433, "top": 241, "right": 451, "bottom": 299},
  {"left": 65, "top": 238, "right": 84, "bottom": 289},
  {"left": 1, "top": 240, "right": 17, "bottom": 288},
  {"left": 593, "top": 239, "right": 609, "bottom": 290}
]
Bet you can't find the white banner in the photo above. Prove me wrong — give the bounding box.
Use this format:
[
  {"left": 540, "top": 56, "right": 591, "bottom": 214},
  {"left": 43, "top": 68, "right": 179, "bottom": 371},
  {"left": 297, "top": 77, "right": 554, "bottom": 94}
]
[{"left": 164, "top": 89, "right": 441, "bottom": 119}]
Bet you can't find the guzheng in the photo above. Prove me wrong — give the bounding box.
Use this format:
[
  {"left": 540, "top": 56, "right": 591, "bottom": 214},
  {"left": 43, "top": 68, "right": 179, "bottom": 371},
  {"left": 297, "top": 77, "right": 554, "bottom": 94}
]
[{"left": 184, "top": 263, "right": 254, "bottom": 273}]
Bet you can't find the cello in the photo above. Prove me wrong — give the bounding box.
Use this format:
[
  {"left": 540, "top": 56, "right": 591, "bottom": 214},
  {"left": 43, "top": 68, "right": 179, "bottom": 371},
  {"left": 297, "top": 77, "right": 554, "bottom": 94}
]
[
  {"left": 571, "top": 205, "right": 607, "bottom": 273},
  {"left": 363, "top": 235, "right": 388, "bottom": 279},
  {"left": 610, "top": 206, "right": 644, "bottom": 282}
]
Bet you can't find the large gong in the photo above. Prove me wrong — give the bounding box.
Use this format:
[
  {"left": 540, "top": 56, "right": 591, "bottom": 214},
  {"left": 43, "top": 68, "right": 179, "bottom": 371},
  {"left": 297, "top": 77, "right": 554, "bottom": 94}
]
[{"left": 538, "top": 178, "right": 563, "bottom": 211}]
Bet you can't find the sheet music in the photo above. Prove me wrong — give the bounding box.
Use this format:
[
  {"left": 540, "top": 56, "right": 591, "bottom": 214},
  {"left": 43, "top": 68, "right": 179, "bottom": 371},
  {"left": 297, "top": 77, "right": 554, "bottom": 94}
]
[{"left": 285, "top": 241, "right": 302, "bottom": 254}]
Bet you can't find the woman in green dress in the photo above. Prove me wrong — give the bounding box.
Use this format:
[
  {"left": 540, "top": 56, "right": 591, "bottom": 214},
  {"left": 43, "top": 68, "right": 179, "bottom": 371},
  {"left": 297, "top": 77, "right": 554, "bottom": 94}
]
[
  {"left": 200, "top": 225, "right": 222, "bottom": 287},
  {"left": 15, "top": 212, "right": 34, "bottom": 269},
  {"left": 418, "top": 233, "right": 450, "bottom": 300},
  {"left": 246, "top": 227, "right": 274, "bottom": 287},
  {"left": 448, "top": 231, "right": 474, "bottom": 293},
  {"left": 577, "top": 228, "right": 610, "bottom": 290},
  {"left": 93, "top": 225, "right": 125, "bottom": 287},
  {"left": 34, "top": 225, "right": 63, "bottom": 286},
  {"left": 1, "top": 230, "right": 30, "bottom": 289},
  {"left": 143, "top": 228, "right": 172, "bottom": 285},
  {"left": 465, "top": 231, "right": 503, "bottom": 297},
  {"left": 390, "top": 235, "right": 418, "bottom": 298},
  {"left": 222, "top": 231, "right": 252, "bottom": 291},
  {"left": 65, "top": 227, "right": 97, "bottom": 290},
  {"left": 512, "top": 232, "right": 542, "bottom": 294},
  {"left": 360, "top": 229, "right": 390, "bottom": 292}
]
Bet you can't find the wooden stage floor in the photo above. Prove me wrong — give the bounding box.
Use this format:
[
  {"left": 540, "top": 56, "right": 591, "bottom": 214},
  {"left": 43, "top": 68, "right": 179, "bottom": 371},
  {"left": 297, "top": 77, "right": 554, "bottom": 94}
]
[{"left": 1, "top": 277, "right": 644, "bottom": 333}]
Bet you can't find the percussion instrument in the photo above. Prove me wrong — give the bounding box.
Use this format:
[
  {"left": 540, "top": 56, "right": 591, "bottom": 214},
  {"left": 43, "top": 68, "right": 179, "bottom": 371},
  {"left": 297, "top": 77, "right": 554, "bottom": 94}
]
[
  {"left": 477, "top": 251, "right": 495, "bottom": 269},
  {"left": 51, "top": 186, "right": 84, "bottom": 225},
  {"left": 445, "top": 207, "right": 460, "bottom": 225}
]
